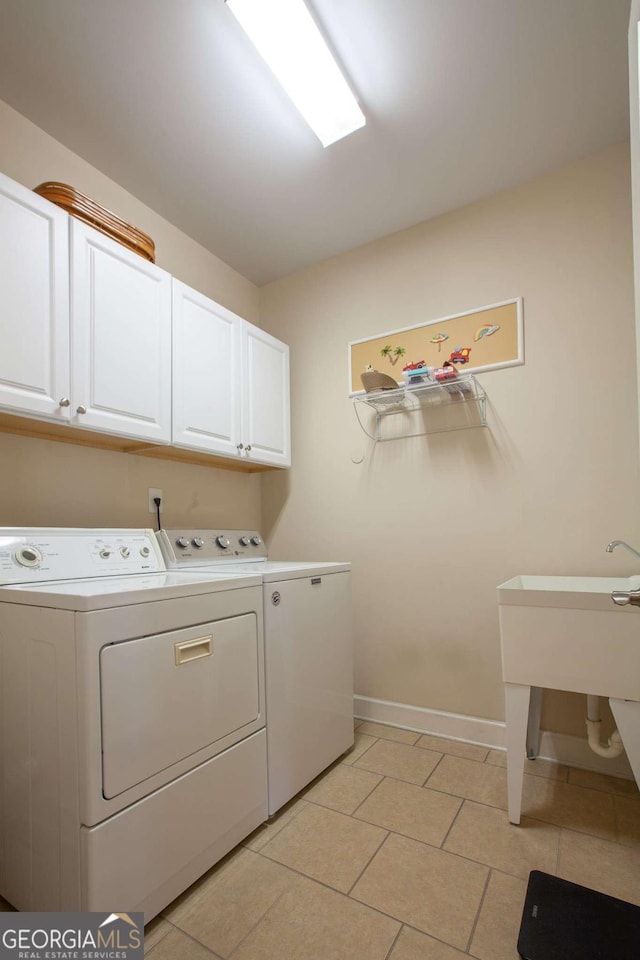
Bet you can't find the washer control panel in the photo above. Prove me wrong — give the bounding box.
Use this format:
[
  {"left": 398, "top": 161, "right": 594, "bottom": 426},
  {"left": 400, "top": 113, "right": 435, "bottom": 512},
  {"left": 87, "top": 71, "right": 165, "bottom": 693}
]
[
  {"left": 157, "top": 530, "right": 268, "bottom": 566},
  {"left": 0, "top": 528, "right": 164, "bottom": 584}
]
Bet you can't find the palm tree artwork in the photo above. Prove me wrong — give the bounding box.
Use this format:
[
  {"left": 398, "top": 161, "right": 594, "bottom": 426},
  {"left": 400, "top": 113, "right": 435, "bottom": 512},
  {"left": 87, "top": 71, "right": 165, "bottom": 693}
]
[{"left": 380, "top": 345, "right": 406, "bottom": 366}]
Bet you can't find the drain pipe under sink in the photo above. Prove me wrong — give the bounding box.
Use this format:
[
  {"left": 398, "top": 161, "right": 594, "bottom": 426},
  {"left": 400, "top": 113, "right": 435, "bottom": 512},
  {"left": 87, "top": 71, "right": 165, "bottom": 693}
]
[{"left": 586, "top": 695, "right": 625, "bottom": 758}]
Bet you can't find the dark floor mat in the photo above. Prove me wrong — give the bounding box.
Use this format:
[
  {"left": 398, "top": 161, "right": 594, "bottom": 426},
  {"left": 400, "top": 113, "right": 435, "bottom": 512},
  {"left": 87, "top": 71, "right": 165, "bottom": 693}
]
[{"left": 518, "top": 870, "right": 640, "bottom": 960}]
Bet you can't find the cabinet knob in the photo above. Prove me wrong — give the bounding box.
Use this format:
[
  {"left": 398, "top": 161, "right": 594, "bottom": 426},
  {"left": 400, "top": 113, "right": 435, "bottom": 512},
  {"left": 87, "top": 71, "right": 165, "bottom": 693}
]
[
  {"left": 237, "top": 443, "right": 244, "bottom": 451},
  {"left": 76, "top": 405, "right": 87, "bottom": 415},
  {"left": 58, "top": 397, "right": 70, "bottom": 408},
  {"left": 245, "top": 444, "right": 252, "bottom": 452}
]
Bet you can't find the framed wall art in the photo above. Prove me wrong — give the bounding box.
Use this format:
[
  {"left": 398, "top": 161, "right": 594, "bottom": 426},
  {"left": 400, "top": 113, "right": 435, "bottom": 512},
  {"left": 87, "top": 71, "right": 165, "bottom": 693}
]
[{"left": 348, "top": 297, "right": 523, "bottom": 395}]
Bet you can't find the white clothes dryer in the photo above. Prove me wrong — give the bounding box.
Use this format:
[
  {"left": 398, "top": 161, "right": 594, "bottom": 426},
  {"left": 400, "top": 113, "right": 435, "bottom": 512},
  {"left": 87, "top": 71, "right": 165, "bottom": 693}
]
[
  {"left": 0, "top": 527, "right": 267, "bottom": 919},
  {"left": 157, "top": 529, "right": 354, "bottom": 815}
]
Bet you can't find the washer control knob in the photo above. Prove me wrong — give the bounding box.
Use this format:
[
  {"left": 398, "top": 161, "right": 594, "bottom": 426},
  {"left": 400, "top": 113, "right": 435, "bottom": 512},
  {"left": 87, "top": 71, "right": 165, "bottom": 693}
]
[
  {"left": 176, "top": 538, "right": 190, "bottom": 549},
  {"left": 251, "top": 535, "right": 262, "bottom": 546},
  {"left": 192, "top": 537, "right": 204, "bottom": 548},
  {"left": 239, "top": 536, "right": 250, "bottom": 547},
  {"left": 140, "top": 546, "right": 150, "bottom": 558},
  {"left": 99, "top": 547, "right": 111, "bottom": 559},
  {"left": 120, "top": 546, "right": 131, "bottom": 558},
  {"left": 15, "top": 545, "right": 43, "bottom": 568},
  {"left": 216, "top": 535, "right": 230, "bottom": 549}
]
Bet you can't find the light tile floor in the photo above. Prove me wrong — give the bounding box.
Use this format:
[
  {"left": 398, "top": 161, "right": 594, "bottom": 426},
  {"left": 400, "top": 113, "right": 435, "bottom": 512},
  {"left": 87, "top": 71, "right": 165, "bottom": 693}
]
[{"left": 2, "top": 719, "right": 639, "bottom": 959}]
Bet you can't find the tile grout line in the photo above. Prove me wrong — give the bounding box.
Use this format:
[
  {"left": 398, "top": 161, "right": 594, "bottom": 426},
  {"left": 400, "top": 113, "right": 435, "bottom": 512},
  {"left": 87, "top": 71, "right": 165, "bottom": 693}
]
[
  {"left": 438, "top": 795, "right": 466, "bottom": 849},
  {"left": 521, "top": 812, "right": 616, "bottom": 842},
  {"left": 464, "top": 865, "right": 493, "bottom": 955},
  {"left": 421, "top": 750, "right": 447, "bottom": 786},
  {"left": 245, "top": 796, "right": 313, "bottom": 853},
  {"left": 226, "top": 882, "right": 297, "bottom": 960},
  {"left": 349, "top": 773, "right": 388, "bottom": 818},
  {"left": 345, "top": 735, "right": 381, "bottom": 766},
  {"left": 353, "top": 760, "right": 443, "bottom": 787},
  {"left": 345, "top": 829, "right": 391, "bottom": 896},
  {"left": 382, "top": 923, "right": 404, "bottom": 960},
  {"left": 143, "top": 920, "right": 173, "bottom": 957},
  {"left": 146, "top": 917, "right": 224, "bottom": 960}
]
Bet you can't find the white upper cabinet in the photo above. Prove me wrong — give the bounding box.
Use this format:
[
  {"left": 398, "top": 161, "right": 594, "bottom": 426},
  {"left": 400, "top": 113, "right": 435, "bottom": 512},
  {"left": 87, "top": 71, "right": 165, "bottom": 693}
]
[
  {"left": 0, "top": 171, "right": 289, "bottom": 467},
  {"left": 172, "top": 280, "right": 243, "bottom": 458},
  {"left": 242, "top": 321, "right": 290, "bottom": 467},
  {"left": 71, "top": 220, "right": 172, "bottom": 443},
  {"left": 0, "top": 173, "right": 70, "bottom": 420},
  {"left": 172, "top": 282, "right": 290, "bottom": 467}
]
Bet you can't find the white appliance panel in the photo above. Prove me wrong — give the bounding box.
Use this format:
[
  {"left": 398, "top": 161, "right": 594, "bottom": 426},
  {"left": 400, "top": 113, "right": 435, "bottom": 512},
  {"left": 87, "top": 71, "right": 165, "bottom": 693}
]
[
  {"left": 264, "top": 571, "right": 354, "bottom": 815},
  {"left": 101, "top": 614, "right": 260, "bottom": 798},
  {"left": 83, "top": 730, "right": 267, "bottom": 916},
  {"left": 0, "top": 527, "right": 268, "bottom": 920},
  {"left": 156, "top": 528, "right": 355, "bottom": 816},
  {"left": 0, "top": 528, "right": 164, "bottom": 584}
]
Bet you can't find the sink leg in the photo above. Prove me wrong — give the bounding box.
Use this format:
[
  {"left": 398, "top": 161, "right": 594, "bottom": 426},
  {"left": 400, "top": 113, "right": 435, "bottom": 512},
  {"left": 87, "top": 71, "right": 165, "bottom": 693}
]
[
  {"left": 505, "top": 682, "right": 531, "bottom": 824},
  {"left": 526, "top": 686, "right": 543, "bottom": 759},
  {"left": 609, "top": 698, "right": 640, "bottom": 790}
]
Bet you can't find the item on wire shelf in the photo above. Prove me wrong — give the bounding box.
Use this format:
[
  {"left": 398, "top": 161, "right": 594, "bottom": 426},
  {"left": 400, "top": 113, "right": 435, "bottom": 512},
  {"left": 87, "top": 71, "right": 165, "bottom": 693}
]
[
  {"left": 433, "top": 362, "right": 458, "bottom": 382},
  {"left": 360, "top": 366, "right": 400, "bottom": 393},
  {"left": 402, "top": 360, "right": 433, "bottom": 387}
]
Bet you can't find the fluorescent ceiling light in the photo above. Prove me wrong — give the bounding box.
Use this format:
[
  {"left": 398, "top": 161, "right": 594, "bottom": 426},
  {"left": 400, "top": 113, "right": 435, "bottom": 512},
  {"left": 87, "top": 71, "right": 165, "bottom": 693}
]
[{"left": 226, "top": 0, "right": 365, "bottom": 147}]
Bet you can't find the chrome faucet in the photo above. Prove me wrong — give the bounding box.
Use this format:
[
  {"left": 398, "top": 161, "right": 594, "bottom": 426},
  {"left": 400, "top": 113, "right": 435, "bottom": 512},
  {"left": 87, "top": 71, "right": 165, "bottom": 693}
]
[{"left": 605, "top": 540, "right": 640, "bottom": 560}]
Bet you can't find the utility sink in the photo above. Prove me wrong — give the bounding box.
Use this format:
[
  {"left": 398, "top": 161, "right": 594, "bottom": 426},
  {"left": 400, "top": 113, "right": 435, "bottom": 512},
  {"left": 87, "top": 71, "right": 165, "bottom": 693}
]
[
  {"left": 497, "top": 574, "right": 640, "bottom": 701},
  {"left": 497, "top": 573, "right": 640, "bottom": 823}
]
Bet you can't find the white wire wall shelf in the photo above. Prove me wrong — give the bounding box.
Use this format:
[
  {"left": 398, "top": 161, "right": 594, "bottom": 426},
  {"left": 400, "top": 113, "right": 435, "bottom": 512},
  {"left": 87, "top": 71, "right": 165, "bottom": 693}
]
[{"left": 352, "top": 374, "right": 487, "bottom": 441}]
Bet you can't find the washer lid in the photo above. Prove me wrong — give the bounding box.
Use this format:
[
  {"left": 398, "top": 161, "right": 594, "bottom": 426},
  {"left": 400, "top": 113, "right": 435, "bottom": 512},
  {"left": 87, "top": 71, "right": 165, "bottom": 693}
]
[{"left": 0, "top": 569, "right": 261, "bottom": 611}]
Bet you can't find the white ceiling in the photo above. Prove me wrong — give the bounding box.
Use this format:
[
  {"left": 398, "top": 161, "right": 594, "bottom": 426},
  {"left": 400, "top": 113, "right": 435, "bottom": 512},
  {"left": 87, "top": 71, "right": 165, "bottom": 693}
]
[{"left": 0, "top": 0, "right": 631, "bottom": 285}]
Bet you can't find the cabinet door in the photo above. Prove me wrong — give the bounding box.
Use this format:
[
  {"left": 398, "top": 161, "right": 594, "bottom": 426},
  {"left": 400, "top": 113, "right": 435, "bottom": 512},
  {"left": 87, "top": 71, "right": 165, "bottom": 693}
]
[
  {"left": 172, "top": 281, "right": 243, "bottom": 456},
  {"left": 242, "top": 321, "right": 290, "bottom": 467},
  {"left": 71, "top": 220, "right": 171, "bottom": 442},
  {"left": 0, "top": 173, "right": 70, "bottom": 420}
]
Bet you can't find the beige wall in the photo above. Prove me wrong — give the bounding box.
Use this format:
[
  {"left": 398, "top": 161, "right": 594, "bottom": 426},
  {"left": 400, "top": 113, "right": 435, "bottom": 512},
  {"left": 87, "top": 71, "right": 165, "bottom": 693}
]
[
  {"left": 260, "top": 142, "right": 639, "bottom": 734},
  {"left": 0, "top": 433, "right": 262, "bottom": 530},
  {"left": 0, "top": 98, "right": 262, "bottom": 530}
]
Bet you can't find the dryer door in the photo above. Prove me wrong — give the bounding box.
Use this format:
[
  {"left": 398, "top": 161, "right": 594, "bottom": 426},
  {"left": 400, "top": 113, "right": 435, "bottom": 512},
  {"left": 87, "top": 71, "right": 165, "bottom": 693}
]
[{"left": 100, "top": 613, "right": 259, "bottom": 798}]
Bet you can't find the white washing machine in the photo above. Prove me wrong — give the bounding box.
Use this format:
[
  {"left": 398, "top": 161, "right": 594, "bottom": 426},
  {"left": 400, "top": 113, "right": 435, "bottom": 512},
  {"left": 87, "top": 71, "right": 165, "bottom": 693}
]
[
  {"left": 0, "top": 528, "right": 267, "bottom": 919},
  {"left": 157, "top": 529, "right": 354, "bottom": 815}
]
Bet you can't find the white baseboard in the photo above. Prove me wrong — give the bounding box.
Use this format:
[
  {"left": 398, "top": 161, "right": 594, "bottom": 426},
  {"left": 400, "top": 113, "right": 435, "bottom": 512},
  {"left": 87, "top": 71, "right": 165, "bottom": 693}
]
[{"left": 354, "top": 694, "right": 635, "bottom": 780}]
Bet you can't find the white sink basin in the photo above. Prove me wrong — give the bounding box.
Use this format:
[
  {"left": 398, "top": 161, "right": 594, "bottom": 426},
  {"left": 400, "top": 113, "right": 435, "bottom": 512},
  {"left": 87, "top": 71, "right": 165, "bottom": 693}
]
[
  {"left": 498, "top": 574, "right": 640, "bottom": 612},
  {"left": 497, "top": 574, "right": 640, "bottom": 700}
]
